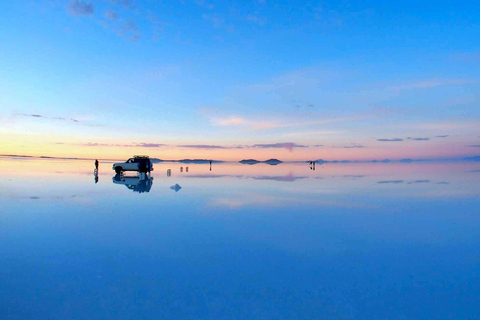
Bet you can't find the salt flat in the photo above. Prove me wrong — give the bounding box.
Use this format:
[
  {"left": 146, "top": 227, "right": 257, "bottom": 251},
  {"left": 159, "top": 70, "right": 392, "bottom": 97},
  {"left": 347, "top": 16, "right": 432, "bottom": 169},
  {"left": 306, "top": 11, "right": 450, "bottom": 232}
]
[{"left": 1, "top": 158, "right": 480, "bottom": 319}]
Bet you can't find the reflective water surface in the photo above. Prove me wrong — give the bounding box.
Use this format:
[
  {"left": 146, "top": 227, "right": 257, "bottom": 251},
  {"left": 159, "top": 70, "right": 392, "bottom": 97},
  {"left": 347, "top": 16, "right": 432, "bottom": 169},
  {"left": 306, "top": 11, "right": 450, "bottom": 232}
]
[{"left": 1, "top": 157, "right": 480, "bottom": 319}]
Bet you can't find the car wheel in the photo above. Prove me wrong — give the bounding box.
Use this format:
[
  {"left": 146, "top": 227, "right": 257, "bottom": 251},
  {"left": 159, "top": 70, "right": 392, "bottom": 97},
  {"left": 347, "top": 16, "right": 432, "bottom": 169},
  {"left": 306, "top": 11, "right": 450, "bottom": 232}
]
[{"left": 115, "top": 166, "right": 123, "bottom": 174}]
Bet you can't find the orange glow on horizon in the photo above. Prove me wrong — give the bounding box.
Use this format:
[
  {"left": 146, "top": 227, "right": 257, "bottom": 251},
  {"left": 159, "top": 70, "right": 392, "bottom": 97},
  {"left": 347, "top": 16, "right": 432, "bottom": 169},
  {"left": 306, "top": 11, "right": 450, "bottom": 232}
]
[{"left": 1, "top": 133, "right": 477, "bottom": 162}]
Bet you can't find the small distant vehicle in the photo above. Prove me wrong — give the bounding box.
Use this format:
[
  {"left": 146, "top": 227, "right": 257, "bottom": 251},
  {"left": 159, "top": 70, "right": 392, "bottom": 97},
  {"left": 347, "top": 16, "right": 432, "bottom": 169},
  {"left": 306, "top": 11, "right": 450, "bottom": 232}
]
[{"left": 112, "top": 156, "right": 154, "bottom": 173}]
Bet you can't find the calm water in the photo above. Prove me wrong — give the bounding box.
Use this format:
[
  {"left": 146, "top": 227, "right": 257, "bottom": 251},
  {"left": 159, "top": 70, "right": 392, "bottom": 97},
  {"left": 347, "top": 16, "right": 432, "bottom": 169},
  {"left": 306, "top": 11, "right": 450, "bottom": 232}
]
[{"left": 1, "top": 157, "right": 480, "bottom": 320}]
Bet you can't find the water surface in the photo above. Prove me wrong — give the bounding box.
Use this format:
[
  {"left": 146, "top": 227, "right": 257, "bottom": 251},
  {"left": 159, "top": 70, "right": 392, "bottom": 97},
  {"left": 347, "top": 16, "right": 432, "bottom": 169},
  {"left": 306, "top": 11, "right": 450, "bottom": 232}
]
[{"left": 1, "top": 157, "right": 480, "bottom": 319}]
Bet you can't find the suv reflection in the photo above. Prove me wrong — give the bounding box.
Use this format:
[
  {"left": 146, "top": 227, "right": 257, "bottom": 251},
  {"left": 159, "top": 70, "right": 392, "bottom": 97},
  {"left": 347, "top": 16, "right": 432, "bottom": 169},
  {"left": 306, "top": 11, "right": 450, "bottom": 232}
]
[{"left": 112, "top": 173, "right": 153, "bottom": 193}]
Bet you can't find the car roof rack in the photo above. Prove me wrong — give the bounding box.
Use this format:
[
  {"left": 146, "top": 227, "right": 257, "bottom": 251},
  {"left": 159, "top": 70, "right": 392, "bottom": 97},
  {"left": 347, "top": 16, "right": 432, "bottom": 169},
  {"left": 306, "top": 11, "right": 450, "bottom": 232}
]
[{"left": 133, "top": 155, "right": 150, "bottom": 159}]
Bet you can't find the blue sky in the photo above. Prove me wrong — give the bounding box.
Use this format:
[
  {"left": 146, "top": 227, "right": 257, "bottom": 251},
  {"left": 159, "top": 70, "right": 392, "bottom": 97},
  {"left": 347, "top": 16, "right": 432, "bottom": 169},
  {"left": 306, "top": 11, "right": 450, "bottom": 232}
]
[{"left": 0, "top": 0, "right": 479, "bottom": 160}]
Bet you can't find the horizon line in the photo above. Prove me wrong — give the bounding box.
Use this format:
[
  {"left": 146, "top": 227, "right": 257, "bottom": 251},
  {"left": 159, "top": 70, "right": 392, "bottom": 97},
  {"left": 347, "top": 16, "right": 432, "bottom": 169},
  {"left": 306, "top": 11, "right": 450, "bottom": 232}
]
[{"left": 1, "top": 154, "right": 479, "bottom": 164}]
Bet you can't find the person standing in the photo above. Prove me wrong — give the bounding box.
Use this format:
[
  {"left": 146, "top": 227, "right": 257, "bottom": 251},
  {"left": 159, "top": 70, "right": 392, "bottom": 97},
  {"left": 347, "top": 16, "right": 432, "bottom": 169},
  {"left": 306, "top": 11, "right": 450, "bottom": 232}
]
[{"left": 95, "top": 159, "right": 99, "bottom": 170}]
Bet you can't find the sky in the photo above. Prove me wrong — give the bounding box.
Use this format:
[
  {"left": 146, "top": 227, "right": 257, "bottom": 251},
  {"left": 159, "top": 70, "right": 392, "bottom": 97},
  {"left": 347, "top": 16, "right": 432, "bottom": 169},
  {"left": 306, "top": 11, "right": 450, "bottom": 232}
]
[{"left": 0, "top": 0, "right": 479, "bottom": 161}]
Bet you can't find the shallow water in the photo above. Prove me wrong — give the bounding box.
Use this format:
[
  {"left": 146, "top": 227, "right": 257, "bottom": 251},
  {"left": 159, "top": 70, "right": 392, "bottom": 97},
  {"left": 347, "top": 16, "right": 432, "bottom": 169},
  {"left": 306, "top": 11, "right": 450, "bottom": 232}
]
[{"left": 1, "top": 157, "right": 480, "bottom": 319}]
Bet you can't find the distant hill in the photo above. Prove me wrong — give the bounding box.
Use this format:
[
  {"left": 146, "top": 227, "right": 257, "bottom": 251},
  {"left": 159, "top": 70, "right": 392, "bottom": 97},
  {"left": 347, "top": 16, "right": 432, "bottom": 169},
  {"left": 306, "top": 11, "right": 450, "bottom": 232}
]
[
  {"left": 240, "top": 159, "right": 283, "bottom": 165},
  {"left": 240, "top": 159, "right": 261, "bottom": 165},
  {"left": 264, "top": 159, "right": 283, "bottom": 165},
  {"left": 371, "top": 159, "right": 391, "bottom": 163}
]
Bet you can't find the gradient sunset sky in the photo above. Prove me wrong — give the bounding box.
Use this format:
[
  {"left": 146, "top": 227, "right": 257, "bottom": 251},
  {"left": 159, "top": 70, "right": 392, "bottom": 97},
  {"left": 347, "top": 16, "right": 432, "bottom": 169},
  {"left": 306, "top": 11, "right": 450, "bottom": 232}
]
[{"left": 1, "top": 0, "right": 479, "bottom": 161}]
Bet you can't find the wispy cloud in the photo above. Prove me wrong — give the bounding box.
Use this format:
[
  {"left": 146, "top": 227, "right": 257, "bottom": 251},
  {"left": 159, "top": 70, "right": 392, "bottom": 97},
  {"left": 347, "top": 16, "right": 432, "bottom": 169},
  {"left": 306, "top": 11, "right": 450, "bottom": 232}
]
[
  {"left": 196, "top": 0, "right": 214, "bottom": 10},
  {"left": 104, "top": 9, "right": 118, "bottom": 20},
  {"left": 377, "top": 137, "right": 431, "bottom": 142},
  {"left": 467, "top": 145, "right": 480, "bottom": 148},
  {"left": 378, "top": 180, "right": 404, "bottom": 184},
  {"left": 108, "top": 0, "right": 135, "bottom": 8},
  {"left": 436, "top": 135, "right": 449, "bottom": 138},
  {"left": 202, "top": 13, "right": 234, "bottom": 32},
  {"left": 413, "top": 121, "right": 480, "bottom": 131},
  {"left": 55, "top": 141, "right": 308, "bottom": 151},
  {"left": 282, "top": 130, "right": 338, "bottom": 137},
  {"left": 18, "top": 113, "right": 101, "bottom": 127},
  {"left": 62, "top": 0, "right": 145, "bottom": 41},
  {"left": 55, "top": 142, "right": 165, "bottom": 148},
  {"left": 252, "top": 142, "right": 307, "bottom": 152},
  {"left": 377, "top": 138, "right": 403, "bottom": 142},
  {"left": 176, "top": 142, "right": 308, "bottom": 151},
  {"left": 67, "top": 0, "right": 94, "bottom": 16},
  {"left": 202, "top": 13, "right": 224, "bottom": 27},
  {"left": 209, "top": 114, "right": 363, "bottom": 131},
  {"left": 377, "top": 179, "right": 433, "bottom": 184},
  {"left": 212, "top": 116, "right": 246, "bottom": 126},
  {"left": 407, "top": 180, "right": 430, "bottom": 184},
  {"left": 210, "top": 115, "right": 275, "bottom": 130},
  {"left": 246, "top": 14, "right": 267, "bottom": 25},
  {"left": 137, "top": 143, "right": 166, "bottom": 148},
  {"left": 391, "top": 79, "right": 475, "bottom": 92},
  {"left": 118, "top": 20, "right": 141, "bottom": 42},
  {"left": 79, "top": 142, "right": 123, "bottom": 147},
  {"left": 178, "top": 144, "right": 231, "bottom": 149},
  {"left": 407, "top": 137, "right": 430, "bottom": 141},
  {"left": 340, "top": 144, "right": 364, "bottom": 149}
]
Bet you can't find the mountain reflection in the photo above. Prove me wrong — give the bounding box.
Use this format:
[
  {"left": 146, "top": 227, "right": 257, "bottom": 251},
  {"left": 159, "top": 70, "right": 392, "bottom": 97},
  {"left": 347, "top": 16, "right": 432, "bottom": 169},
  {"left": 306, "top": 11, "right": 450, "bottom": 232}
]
[{"left": 185, "top": 172, "right": 306, "bottom": 182}]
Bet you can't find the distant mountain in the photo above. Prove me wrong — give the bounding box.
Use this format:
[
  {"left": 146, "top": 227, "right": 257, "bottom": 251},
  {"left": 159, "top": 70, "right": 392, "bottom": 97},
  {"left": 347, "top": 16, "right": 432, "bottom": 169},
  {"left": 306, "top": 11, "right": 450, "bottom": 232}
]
[
  {"left": 240, "top": 159, "right": 261, "bottom": 165},
  {"left": 264, "top": 159, "right": 283, "bottom": 165},
  {"left": 240, "top": 159, "right": 283, "bottom": 165}
]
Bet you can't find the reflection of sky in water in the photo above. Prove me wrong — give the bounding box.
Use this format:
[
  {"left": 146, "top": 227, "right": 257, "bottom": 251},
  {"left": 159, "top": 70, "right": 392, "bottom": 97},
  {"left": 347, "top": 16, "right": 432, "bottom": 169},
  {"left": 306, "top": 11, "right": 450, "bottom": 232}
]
[{"left": 1, "top": 158, "right": 480, "bottom": 319}]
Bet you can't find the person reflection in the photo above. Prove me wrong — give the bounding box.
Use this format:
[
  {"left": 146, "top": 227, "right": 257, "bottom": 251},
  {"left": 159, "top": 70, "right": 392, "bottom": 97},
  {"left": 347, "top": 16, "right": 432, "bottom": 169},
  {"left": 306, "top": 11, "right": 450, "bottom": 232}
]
[
  {"left": 309, "top": 161, "right": 316, "bottom": 171},
  {"left": 209, "top": 160, "right": 212, "bottom": 171},
  {"left": 94, "top": 170, "right": 99, "bottom": 183}
]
